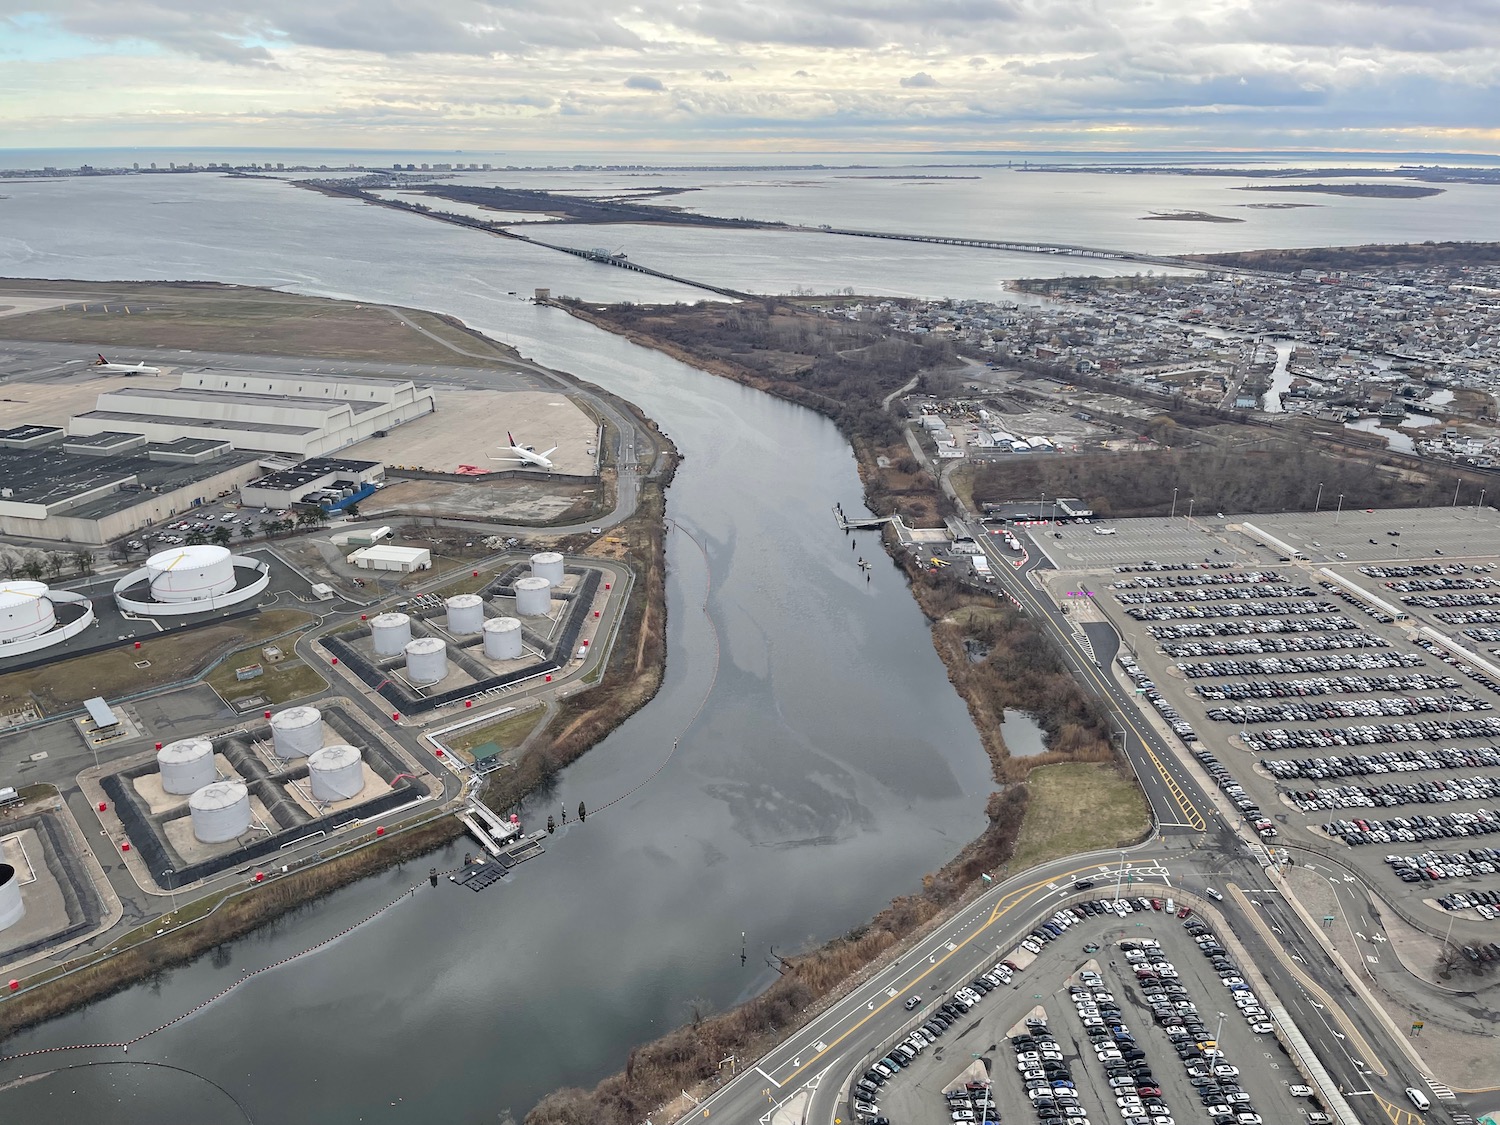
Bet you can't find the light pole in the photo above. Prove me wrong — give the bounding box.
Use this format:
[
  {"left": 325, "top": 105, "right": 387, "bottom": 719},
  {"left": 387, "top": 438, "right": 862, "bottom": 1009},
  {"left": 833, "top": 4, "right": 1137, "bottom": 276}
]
[
  {"left": 1113, "top": 851, "right": 1128, "bottom": 902},
  {"left": 165, "top": 868, "right": 177, "bottom": 915},
  {"left": 1215, "top": 1011, "right": 1226, "bottom": 1048},
  {"left": 1187, "top": 498, "right": 1195, "bottom": 520},
  {"left": 1170, "top": 487, "right": 1178, "bottom": 519},
  {"left": 1480, "top": 489, "right": 1487, "bottom": 513},
  {"left": 1453, "top": 479, "right": 1462, "bottom": 507},
  {"left": 1335, "top": 494, "right": 1345, "bottom": 525},
  {"left": 1314, "top": 482, "right": 1324, "bottom": 513}
]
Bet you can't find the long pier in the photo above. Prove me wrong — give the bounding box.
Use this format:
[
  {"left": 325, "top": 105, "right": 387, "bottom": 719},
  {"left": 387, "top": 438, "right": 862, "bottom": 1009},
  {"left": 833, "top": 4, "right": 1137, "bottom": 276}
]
[
  {"left": 521, "top": 239, "right": 752, "bottom": 300},
  {"left": 812, "top": 226, "right": 1225, "bottom": 274}
]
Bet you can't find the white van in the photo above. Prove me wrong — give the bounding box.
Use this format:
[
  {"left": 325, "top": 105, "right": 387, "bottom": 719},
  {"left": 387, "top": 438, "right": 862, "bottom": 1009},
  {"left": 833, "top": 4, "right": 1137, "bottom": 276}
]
[
  {"left": 1405, "top": 1087, "right": 1430, "bottom": 1110},
  {"left": 1205, "top": 887, "right": 1224, "bottom": 901},
  {"left": 1094, "top": 527, "right": 1118, "bottom": 535}
]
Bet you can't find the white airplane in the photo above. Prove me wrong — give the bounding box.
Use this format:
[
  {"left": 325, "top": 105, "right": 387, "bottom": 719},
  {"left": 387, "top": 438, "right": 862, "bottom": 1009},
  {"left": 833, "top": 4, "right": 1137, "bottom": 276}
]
[
  {"left": 490, "top": 431, "right": 557, "bottom": 470},
  {"left": 91, "top": 353, "right": 160, "bottom": 375}
]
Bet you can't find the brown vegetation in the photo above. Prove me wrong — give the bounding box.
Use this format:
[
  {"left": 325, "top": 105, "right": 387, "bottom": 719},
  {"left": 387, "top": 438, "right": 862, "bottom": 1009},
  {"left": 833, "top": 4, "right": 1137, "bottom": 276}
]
[
  {"left": 1185, "top": 241, "right": 1500, "bottom": 273},
  {"left": 970, "top": 443, "right": 1489, "bottom": 519}
]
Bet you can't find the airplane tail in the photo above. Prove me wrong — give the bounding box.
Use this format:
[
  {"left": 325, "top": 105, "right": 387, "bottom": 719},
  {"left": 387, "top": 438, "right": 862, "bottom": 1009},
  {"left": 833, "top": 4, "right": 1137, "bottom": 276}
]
[
  {"left": 507, "top": 431, "right": 516, "bottom": 448},
  {"left": 95, "top": 354, "right": 109, "bottom": 365}
]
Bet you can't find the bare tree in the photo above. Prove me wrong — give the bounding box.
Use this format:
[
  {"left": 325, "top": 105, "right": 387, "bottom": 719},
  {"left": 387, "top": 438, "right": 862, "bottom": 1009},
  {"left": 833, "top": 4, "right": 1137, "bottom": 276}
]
[
  {"left": 19, "top": 552, "right": 45, "bottom": 582},
  {"left": 44, "top": 551, "right": 65, "bottom": 579},
  {"left": 72, "top": 550, "right": 94, "bottom": 576}
]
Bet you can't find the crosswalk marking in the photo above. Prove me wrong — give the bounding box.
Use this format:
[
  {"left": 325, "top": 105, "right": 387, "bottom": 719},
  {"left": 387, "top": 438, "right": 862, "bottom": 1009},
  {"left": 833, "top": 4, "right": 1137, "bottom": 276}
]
[{"left": 1423, "top": 1075, "right": 1457, "bottom": 1100}]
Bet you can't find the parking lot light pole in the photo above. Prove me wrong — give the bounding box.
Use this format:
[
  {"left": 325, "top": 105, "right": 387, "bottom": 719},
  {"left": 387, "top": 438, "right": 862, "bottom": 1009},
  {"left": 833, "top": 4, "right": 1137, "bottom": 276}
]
[
  {"left": 1170, "top": 487, "right": 1178, "bottom": 519},
  {"left": 1215, "top": 1011, "right": 1226, "bottom": 1047},
  {"left": 1335, "top": 494, "right": 1344, "bottom": 525},
  {"left": 1314, "top": 482, "right": 1324, "bottom": 513}
]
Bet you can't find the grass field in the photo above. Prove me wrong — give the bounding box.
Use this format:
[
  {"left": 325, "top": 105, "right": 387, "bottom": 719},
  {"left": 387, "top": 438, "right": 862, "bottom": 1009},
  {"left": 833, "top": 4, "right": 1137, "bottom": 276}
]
[
  {"left": 1008, "top": 762, "right": 1150, "bottom": 871},
  {"left": 0, "top": 280, "right": 516, "bottom": 368},
  {"left": 0, "top": 609, "right": 314, "bottom": 714},
  {"left": 446, "top": 706, "right": 547, "bottom": 760},
  {"left": 206, "top": 655, "right": 327, "bottom": 706}
]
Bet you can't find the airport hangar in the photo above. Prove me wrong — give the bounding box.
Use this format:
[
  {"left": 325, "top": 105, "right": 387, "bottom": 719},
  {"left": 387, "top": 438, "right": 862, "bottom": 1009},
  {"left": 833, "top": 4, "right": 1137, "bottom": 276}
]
[{"left": 0, "top": 364, "right": 597, "bottom": 545}]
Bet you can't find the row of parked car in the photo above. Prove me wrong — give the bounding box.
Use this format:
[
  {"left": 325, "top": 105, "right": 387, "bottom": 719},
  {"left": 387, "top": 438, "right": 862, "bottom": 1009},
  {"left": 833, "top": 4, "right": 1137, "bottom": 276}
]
[
  {"left": 1386, "top": 848, "right": 1500, "bottom": 887},
  {"left": 1147, "top": 617, "right": 1354, "bottom": 640},
  {"left": 1239, "top": 716, "right": 1500, "bottom": 752},
  {"left": 1259, "top": 745, "right": 1500, "bottom": 780},
  {"left": 1160, "top": 634, "right": 1387, "bottom": 658},
  {"left": 1009, "top": 1015, "right": 1085, "bottom": 1125},
  {"left": 1209, "top": 694, "right": 1486, "bottom": 725},
  {"left": 1068, "top": 967, "right": 1174, "bottom": 1125},
  {"left": 1115, "top": 659, "right": 1198, "bottom": 747},
  {"left": 1381, "top": 575, "right": 1491, "bottom": 592},
  {"left": 1283, "top": 775, "right": 1500, "bottom": 812},
  {"left": 1131, "top": 929, "right": 1274, "bottom": 1125},
  {"left": 1322, "top": 809, "right": 1500, "bottom": 847},
  {"left": 1194, "top": 673, "right": 1455, "bottom": 700},
  {"left": 1115, "top": 585, "right": 1313, "bottom": 605},
  {"left": 1178, "top": 652, "right": 1425, "bottom": 679},
  {"left": 1438, "top": 888, "right": 1500, "bottom": 919},
  {"left": 1414, "top": 637, "right": 1500, "bottom": 697},
  {"left": 1409, "top": 593, "right": 1500, "bottom": 609},
  {"left": 1190, "top": 748, "right": 1277, "bottom": 838},
  {"left": 1113, "top": 562, "right": 1240, "bottom": 574},
  {"left": 1117, "top": 571, "right": 1289, "bottom": 588},
  {"left": 851, "top": 961, "right": 1021, "bottom": 1123},
  {"left": 1436, "top": 608, "right": 1500, "bottom": 625},
  {"left": 1129, "top": 601, "right": 1341, "bottom": 623}
]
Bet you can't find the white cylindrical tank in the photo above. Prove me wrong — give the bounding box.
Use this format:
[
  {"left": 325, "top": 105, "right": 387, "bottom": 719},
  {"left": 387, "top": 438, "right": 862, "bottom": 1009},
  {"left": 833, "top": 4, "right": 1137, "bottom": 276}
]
[
  {"left": 270, "top": 705, "right": 324, "bottom": 759},
  {"left": 146, "top": 544, "right": 235, "bottom": 604},
  {"left": 482, "top": 616, "right": 524, "bottom": 660},
  {"left": 405, "top": 637, "right": 448, "bottom": 684},
  {"left": 308, "top": 744, "right": 365, "bottom": 801},
  {"left": 514, "top": 576, "right": 552, "bottom": 617},
  {"left": 0, "top": 863, "right": 23, "bottom": 932},
  {"left": 189, "top": 780, "right": 251, "bottom": 843},
  {"left": 157, "top": 737, "right": 216, "bottom": 794},
  {"left": 445, "top": 593, "right": 485, "bottom": 635},
  {"left": 529, "top": 551, "right": 565, "bottom": 587},
  {"left": 370, "top": 611, "right": 412, "bottom": 656},
  {"left": 0, "top": 581, "right": 56, "bottom": 642}
]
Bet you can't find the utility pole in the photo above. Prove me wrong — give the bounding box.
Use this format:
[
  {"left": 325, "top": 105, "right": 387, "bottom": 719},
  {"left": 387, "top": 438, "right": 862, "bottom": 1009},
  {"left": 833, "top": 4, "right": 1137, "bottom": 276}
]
[
  {"left": 1335, "top": 494, "right": 1345, "bottom": 525},
  {"left": 1170, "top": 487, "right": 1178, "bottom": 519},
  {"left": 1314, "top": 482, "right": 1324, "bottom": 513}
]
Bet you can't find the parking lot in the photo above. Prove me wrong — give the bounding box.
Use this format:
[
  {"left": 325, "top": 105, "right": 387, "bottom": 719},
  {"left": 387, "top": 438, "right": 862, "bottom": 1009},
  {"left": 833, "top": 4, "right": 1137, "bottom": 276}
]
[
  {"left": 848, "top": 897, "right": 1323, "bottom": 1125},
  {"left": 1041, "top": 509, "right": 1500, "bottom": 934}
]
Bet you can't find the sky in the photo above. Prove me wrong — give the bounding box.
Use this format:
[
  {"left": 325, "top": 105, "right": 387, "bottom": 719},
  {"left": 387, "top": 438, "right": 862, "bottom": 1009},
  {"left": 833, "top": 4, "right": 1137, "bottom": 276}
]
[{"left": 2, "top": 0, "right": 1499, "bottom": 154}]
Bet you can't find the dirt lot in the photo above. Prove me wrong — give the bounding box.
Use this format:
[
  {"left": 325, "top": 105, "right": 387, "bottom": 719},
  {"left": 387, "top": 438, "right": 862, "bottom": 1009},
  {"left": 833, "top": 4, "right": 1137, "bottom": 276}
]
[
  {"left": 365, "top": 476, "right": 601, "bottom": 524},
  {"left": 0, "top": 279, "right": 515, "bottom": 367}
]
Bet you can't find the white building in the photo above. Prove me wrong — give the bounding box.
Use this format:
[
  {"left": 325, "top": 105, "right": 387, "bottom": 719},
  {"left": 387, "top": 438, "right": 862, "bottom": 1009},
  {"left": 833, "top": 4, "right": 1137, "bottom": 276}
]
[
  {"left": 68, "top": 371, "right": 435, "bottom": 458},
  {"left": 347, "top": 545, "right": 431, "bottom": 572}
]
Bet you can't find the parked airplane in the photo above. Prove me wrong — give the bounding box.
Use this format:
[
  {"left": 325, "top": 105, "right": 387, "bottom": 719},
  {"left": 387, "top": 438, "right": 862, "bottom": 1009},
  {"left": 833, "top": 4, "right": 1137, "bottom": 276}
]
[
  {"left": 491, "top": 431, "right": 558, "bottom": 470},
  {"left": 91, "top": 353, "right": 160, "bottom": 375}
]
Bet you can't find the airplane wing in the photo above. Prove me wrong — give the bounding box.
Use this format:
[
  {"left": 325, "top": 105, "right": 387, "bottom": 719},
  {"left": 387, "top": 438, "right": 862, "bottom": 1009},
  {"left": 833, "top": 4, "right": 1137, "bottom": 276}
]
[
  {"left": 489, "top": 455, "right": 525, "bottom": 463},
  {"left": 540, "top": 446, "right": 558, "bottom": 457}
]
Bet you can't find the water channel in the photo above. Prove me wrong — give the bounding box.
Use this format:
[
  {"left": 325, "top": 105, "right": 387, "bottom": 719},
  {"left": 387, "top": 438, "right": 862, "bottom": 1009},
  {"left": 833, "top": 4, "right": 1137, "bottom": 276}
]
[{"left": 0, "top": 177, "right": 996, "bottom": 1122}]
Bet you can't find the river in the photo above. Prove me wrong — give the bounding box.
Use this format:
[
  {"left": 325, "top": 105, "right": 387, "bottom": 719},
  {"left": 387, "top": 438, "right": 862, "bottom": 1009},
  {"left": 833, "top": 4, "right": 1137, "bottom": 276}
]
[{"left": 0, "top": 175, "right": 997, "bottom": 1122}]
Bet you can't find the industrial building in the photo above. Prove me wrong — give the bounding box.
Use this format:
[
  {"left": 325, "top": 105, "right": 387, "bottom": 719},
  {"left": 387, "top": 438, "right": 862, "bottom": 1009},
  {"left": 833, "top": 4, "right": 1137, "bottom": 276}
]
[
  {"left": 0, "top": 428, "right": 260, "bottom": 544},
  {"left": 347, "top": 545, "right": 431, "bottom": 572},
  {"left": 68, "top": 371, "right": 435, "bottom": 458},
  {"left": 240, "top": 457, "right": 384, "bottom": 511}
]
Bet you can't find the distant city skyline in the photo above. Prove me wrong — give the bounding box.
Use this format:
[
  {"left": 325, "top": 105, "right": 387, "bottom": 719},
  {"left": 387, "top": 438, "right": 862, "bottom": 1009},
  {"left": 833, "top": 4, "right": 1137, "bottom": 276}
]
[{"left": 3, "top": 0, "right": 1498, "bottom": 153}]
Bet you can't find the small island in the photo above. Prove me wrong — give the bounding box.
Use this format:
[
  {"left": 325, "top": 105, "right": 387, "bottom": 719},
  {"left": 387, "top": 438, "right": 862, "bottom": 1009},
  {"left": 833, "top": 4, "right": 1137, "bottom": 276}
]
[
  {"left": 1236, "top": 183, "right": 1444, "bottom": 199},
  {"left": 1141, "top": 210, "right": 1245, "bottom": 223}
]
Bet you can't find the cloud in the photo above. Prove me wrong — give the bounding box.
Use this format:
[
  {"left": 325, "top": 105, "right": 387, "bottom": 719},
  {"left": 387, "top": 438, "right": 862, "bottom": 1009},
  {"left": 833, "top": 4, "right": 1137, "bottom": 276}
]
[{"left": 2, "top": 0, "right": 1499, "bottom": 151}]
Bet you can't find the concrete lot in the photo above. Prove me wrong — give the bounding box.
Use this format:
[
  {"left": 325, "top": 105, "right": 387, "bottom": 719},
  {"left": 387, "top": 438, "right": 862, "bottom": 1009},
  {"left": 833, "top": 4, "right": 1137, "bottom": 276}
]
[
  {"left": 862, "top": 904, "right": 1314, "bottom": 1125},
  {"left": 343, "top": 389, "right": 599, "bottom": 476},
  {"left": 1038, "top": 507, "right": 1500, "bottom": 932}
]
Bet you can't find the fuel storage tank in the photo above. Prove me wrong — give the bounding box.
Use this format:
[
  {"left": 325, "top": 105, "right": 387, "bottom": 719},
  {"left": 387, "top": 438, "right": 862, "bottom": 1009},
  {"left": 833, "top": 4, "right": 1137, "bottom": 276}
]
[
  {"left": 370, "top": 612, "right": 412, "bottom": 656},
  {"left": 529, "top": 551, "right": 565, "bottom": 587},
  {"left": 157, "top": 737, "right": 216, "bottom": 794},
  {"left": 307, "top": 744, "right": 365, "bottom": 801},
  {"left": 445, "top": 593, "right": 485, "bottom": 635},
  {"left": 146, "top": 544, "right": 235, "bottom": 604},
  {"left": 270, "top": 705, "right": 324, "bottom": 759},
  {"left": 0, "top": 581, "right": 56, "bottom": 642},
  {"left": 404, "top": 637, "right": 448, "bottom": 685},
  {"left": 482, "top": 616, "right": 524, "bottom": 660},
  {"left": 189, "top": 780, "right": 251, "bottom": 843},
  {"left": 513, "top": 576, "right": 552, "bottom": 617},
  {"left": 0, "top": 863, "right": 24, "bottom": 932}
]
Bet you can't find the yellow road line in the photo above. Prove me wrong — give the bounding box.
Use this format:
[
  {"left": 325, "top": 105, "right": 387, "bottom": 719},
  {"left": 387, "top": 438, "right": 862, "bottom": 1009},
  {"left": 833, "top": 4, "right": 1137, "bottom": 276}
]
[
  {"left": 1372, "top": 1093, "right": 1422, "bottom": 1125},
  {"left": 995, "top": 558, "right": 1206, "bottom": 830},
  {"left": 777, "top": 860, "right": 1124, "bottom": 1085}
]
